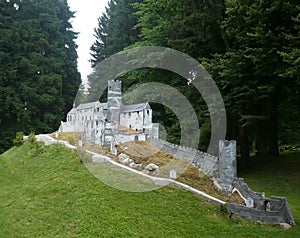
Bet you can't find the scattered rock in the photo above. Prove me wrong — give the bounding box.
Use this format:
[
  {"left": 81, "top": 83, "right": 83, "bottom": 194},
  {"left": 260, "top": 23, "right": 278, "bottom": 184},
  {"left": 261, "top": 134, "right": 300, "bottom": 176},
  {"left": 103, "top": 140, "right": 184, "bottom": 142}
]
[
  {"left": 144, "top": 163, "right": 159, "bottom": 173},
  {"left": 118, "top": 153, "right": 132, "bottom": 165},
  {"left": 153, "top": 168, "right": 160, "bottom": 176},
  {"left": 279, "top": 223, "right": 292, "bottom": 230},
  {"left": 134, "top": 164, "right": 143, "bottom": 170}
]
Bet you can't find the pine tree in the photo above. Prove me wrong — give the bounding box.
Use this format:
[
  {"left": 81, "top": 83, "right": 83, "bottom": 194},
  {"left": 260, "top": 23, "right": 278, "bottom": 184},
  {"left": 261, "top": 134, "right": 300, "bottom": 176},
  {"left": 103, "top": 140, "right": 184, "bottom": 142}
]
[
  {"left": 0, "top": 0, "right": 80, "bottom": 153},
  {"left": 90, "top": 0, "right": 142, "bottom": 67},
  {"left": 206, "top": 0, "right": 300, "bottom": 158}
]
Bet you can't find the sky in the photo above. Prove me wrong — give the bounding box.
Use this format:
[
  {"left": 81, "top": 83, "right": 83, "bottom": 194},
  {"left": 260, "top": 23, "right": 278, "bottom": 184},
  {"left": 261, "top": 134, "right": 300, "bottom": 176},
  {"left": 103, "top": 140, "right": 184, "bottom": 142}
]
[{"left": 68, "top": 0, "right": 109, "bottom": 82}]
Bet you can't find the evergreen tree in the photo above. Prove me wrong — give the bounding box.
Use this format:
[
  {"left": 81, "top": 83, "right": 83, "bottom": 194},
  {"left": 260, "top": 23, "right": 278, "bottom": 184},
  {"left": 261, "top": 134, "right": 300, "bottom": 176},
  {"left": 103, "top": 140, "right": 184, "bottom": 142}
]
[
  {"left": 0, "top": 0, "right": 80, "bottom": 153},
  {"left": 90, "top": 0, "right": 142, "bottom": 67},
  {"left": 205, "top": 0, "right": 300, "bottom": 159},
  {"left": 134, "top": 0, "right": 225, "bottom": 58},
  {"left": 87, "top": 0, "right": 299, "bottom": 156}
]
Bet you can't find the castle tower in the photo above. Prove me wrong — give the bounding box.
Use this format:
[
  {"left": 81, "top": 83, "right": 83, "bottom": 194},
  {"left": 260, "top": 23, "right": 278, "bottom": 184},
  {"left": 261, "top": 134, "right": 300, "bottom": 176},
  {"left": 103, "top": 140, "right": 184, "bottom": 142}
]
[
  {"left": 107, "top": 80, "right": 122, "bottom": 124},
  {"left": 104, "top": 80, "right": 122, "bottom": 149}
]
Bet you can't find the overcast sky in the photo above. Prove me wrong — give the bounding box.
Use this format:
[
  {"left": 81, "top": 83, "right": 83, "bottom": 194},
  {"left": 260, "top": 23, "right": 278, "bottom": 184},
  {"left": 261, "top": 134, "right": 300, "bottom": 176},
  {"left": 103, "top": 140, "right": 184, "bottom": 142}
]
[{"left": 68, "top": 0, "right": 109, "bottom": 82}]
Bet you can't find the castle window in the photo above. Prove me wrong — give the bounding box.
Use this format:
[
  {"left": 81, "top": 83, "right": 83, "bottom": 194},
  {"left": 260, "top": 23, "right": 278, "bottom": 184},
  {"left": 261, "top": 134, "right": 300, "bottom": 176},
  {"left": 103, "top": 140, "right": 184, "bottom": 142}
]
[{"left": 147, "top": 110, "right": 149, "bottom": 115}]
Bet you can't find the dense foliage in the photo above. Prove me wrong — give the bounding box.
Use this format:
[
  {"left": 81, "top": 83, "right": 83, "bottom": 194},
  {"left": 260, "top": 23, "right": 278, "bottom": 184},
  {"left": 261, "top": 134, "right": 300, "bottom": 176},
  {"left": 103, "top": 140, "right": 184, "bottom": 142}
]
[
  {"left": 90, "top": 0, "right": 299, "bottom": 160},
  {"left": 90, "top": 0, "right": 142, "bottom": 67},
  {"left": 0, "top": 0, "right": 80, "bottom": 153}
]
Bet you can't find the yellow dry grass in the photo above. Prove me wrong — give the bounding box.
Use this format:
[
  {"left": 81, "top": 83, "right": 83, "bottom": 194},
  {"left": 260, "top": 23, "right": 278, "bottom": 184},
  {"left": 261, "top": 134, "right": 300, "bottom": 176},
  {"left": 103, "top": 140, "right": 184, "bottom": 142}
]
[
  {"left": 48, "top": 132, "right": 82, "bottom": 146},
  {"left": 117, "top": 141, "right": 243, "bottom": 203}
]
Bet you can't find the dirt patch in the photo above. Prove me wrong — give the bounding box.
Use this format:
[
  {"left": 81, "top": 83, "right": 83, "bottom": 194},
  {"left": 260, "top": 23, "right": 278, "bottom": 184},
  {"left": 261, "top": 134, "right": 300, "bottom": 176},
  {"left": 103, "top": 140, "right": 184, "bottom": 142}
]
[
  {"left": 117, "top": 141, "right": 244, "bottom": 203},
  {"left": 48, "top": 132, "right": 82, "bottom": 146},
  {"left": 50, "top": 137, "right": 244, "bottom": 203},
  {"left": 82, "top": 143, "right": 112, "bottom": 157}
]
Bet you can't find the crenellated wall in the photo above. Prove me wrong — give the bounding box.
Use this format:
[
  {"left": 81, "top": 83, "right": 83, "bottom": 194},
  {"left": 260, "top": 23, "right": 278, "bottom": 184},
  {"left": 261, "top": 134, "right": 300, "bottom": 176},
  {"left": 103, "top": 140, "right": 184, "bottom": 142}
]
[
  {"left": 148, "top": 138, "right": 295, "bottom": 225},
  {"left": 148, "top": 138, "right": 219, "bottom": 178}
]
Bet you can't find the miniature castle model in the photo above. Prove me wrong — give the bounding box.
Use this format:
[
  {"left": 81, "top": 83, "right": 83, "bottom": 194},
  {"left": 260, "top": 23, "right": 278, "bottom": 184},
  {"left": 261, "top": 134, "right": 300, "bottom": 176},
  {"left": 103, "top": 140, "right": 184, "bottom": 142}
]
[{"left": 59, "top": 80, "right": 159, "bottom": 151}]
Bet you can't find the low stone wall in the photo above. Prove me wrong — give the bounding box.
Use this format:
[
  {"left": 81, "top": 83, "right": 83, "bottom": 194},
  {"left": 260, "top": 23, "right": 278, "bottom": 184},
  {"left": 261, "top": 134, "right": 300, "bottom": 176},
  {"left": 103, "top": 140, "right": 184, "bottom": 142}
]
[
  {"left": 227, "top": 202, "right": 295, "bottom": 225},
  {"left": 149, "top": 139, "right": 295, "bottom": 225},
  {"left": 148, "top": 138, "right": 219, "bottom": 178},
  {"left": 232, "top": 178, "right": 265, "bottom": 209},
  {"left": 230, "top": 178, "right": 295, "bottom": 225}
]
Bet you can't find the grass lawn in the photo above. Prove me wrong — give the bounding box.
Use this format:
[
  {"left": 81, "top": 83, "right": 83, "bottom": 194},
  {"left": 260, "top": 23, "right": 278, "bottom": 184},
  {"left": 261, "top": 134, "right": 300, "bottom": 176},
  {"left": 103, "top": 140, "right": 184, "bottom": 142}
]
[{"left": 0, "top": 142, "right": 299, "bottom": 237}]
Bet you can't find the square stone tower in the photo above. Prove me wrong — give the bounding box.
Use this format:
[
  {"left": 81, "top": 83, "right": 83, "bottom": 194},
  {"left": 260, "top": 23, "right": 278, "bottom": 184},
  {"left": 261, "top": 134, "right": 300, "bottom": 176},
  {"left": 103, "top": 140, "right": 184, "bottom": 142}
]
[
  {"left": 219, "top": 140, "right": 237, "bottom": 190},
  {"left": 107, "top": 80, "right": 122, "bottom": 124}
]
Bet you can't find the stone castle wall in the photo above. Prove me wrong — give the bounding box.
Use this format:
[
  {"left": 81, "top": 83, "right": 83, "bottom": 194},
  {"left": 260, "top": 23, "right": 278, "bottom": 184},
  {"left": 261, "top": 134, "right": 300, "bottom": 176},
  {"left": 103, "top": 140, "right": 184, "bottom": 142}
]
[{"left": 148, "top": 138, "right": 219, "bottom": 178}]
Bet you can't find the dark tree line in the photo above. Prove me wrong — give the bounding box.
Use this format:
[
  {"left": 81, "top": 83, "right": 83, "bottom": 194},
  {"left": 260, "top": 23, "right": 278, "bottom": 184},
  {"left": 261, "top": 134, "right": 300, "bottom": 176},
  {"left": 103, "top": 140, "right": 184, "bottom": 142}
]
[
  {"left": 89, "top": 0, "right": 299, "bottom": 161},
  {"left": 0, "top": 0, "right": 80, "bottom": 153}
]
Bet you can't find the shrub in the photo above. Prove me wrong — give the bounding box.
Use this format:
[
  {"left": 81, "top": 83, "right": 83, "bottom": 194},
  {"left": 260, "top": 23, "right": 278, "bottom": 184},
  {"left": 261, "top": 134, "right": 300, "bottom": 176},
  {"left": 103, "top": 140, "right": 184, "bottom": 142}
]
[
  {"left": 28, "top": 131, "right": 37, "bottom": 147},
  {"left": 13, "top": 132, "right": 24, "bottom": 147}
]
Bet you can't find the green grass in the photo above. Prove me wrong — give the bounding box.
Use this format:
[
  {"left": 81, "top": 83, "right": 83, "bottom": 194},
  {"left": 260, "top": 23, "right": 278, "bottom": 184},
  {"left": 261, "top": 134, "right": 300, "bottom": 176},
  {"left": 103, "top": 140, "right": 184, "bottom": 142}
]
[{"left": 0, "top": 143, "right": 299, "bottom": 237}]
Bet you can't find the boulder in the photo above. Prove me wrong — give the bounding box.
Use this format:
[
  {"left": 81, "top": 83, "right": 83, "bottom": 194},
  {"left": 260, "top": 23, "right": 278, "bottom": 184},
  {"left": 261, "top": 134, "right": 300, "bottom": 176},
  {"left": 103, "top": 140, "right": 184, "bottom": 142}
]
[
  {"left": 134, "top": 164, "right": 144, "bottom": 170},
  {"left": 144, "top": 163, "right": 159, "bottom": 173},
  {"left": 118, "top": 153, "right": 133, "bottom": 165},
  {"left": 129, "top": 161, "right": 136, "bottom": 168}
]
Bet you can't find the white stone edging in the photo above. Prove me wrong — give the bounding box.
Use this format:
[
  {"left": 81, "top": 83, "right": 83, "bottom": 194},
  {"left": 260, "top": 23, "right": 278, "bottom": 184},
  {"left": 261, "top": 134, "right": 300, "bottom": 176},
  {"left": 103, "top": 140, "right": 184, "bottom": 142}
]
[
  {"left": 33, "top": 134, "right": 226, "bottom": 206},
  {"left": 85, "top": 152, "right": 226, "bottom": 206},
  {"left": 24, "top": 134, "right": 77, "bottom": 150}
]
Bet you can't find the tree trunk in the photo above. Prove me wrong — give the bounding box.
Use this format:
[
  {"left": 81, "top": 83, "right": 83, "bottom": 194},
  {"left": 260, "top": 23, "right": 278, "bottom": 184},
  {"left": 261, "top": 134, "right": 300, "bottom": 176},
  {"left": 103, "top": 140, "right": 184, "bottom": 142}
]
[
  {"left": 239, "top": 124, "right": 250, "bottom": 166},
  {"left": 268, "top": 96, "right": 279, "bottom": 156},
  {"left": 256, "top": 120, "right": 269, "bottom": 156},
  {"left": 256, "top": 94, "right": 279, "bottom": 156}
]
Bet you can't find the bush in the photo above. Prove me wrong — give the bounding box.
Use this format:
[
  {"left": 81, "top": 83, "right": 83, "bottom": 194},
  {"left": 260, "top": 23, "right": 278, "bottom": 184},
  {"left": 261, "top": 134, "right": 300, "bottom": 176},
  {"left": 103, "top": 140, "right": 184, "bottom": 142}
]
[
  {"left": 28, "top": 131, "right": 37, "bottom": 147},
  {"left": 13, "top": 132, "right": 24, "bottom": 147}
]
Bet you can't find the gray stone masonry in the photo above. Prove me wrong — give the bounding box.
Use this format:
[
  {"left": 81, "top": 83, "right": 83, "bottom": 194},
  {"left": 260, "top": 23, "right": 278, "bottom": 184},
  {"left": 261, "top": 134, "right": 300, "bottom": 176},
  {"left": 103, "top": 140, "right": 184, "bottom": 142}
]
[
  {"left": 148, "top": 138, "right": 219, "bottom": 178},
  {"left": 230, "top": 178, "right": 295, "bottom": 225},
  {"left": 148, "top": 138, "right": 295, "bottom": 225},
  {"left": 227, "top": 202, "right": 295, "bottom": 225},
  {"left": 233, "top": 178, "right": 265, "bottom": 209},
  {"left": 219, "top": 140, "right": 237, "bottom": 186}
]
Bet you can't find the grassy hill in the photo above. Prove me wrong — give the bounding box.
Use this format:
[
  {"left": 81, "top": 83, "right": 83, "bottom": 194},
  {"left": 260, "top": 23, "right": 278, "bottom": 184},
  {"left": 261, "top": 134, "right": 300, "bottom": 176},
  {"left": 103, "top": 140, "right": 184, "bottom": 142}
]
[{"left": 0, "top": 142, "right": 299, "bottom": 237}]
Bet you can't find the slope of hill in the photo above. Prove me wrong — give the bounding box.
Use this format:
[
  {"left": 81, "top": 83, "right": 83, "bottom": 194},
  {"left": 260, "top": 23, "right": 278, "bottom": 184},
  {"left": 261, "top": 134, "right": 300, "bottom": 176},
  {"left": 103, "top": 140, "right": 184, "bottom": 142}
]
[{"left": 0, "top": 142, "right": 299, "bottom": 237}]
